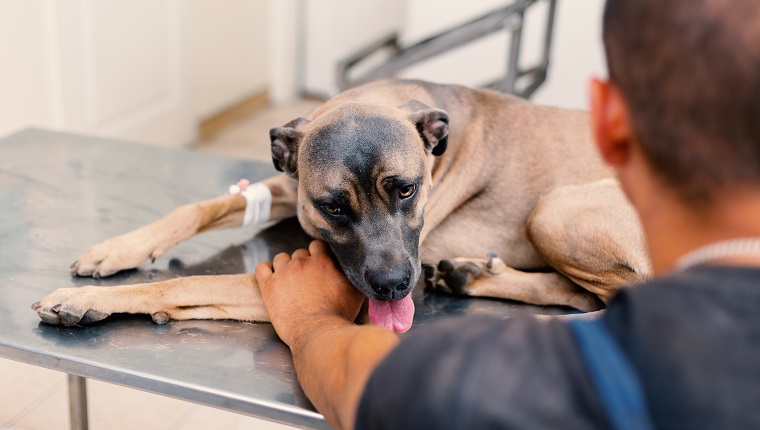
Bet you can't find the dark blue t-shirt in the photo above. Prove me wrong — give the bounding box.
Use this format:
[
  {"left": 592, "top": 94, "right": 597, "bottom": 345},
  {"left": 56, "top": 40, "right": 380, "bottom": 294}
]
[{"left": 356, "top": 266, "right": 760, "bottom": 429}]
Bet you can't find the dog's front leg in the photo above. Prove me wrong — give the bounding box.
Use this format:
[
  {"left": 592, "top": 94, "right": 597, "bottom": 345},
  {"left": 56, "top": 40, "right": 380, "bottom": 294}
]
[
  {"left": 71, "top": 174, "right": 298, "bottom": 278},
  {"left": 32, "top": 273, "right": 268, "bottom": 326}
]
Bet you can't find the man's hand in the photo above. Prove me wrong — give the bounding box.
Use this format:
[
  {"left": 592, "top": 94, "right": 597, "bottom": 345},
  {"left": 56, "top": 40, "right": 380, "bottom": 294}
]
[
  {"left": 256, "top": 240, "right": 398, "bottom": 430},
  {"left": 255, "top": 240, "right": 365, "bottom": 349}
]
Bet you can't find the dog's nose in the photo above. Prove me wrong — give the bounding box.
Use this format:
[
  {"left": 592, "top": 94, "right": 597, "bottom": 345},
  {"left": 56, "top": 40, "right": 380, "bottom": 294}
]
[{"left": 368, "top": 268, "right": 410, "bottom": 300}]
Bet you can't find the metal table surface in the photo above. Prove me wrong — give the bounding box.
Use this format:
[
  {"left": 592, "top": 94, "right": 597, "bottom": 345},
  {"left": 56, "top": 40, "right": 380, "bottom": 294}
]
[{"left": 0, "top": 128, "right": 574, "bottom": 429}]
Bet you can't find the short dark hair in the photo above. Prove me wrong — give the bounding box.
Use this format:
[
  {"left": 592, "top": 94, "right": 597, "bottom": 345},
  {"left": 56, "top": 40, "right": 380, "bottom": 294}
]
[{"left": 603, "top": 0, "right": 760, "bottom": 205}]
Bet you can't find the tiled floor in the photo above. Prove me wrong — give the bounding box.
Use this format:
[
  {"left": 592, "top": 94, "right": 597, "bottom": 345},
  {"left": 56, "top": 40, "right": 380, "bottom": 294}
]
[
  {"left": 194, "top": 99, "right": 322, "bottom": 162},
  {"left": 0, "top": 99, "right": 321, "bottom": 430},
  {"left": 0, "top": 358, "right": 298, "bottom": 429}
]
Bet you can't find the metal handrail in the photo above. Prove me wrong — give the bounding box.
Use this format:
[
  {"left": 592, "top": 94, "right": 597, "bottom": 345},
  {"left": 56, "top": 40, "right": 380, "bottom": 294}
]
[{"left": 336, "top": 0, "right": 558, "bottom": 99}]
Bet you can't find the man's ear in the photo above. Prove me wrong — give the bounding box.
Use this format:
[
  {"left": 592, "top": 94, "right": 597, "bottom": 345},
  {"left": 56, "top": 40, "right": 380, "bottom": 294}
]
[
  {"left": 399, "top": 100, "right": 449, "bottom": 156},
  {"left": 270, "top": 117, "right": 310, "bottom": 178},
  {"left": 589, "top": 78, "right": 634, "bottom": 167}
]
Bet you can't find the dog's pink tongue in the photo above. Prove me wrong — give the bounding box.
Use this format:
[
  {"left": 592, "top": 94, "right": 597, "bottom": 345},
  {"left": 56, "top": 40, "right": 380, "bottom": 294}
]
[{"left": 368, "top": 294, "right": 415, "bottom": 333}]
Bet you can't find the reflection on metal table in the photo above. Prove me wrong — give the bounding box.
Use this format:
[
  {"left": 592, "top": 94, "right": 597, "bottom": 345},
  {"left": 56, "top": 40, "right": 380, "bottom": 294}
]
[{"left": 0, "top": 128, "right": 574, "bottom": 430}]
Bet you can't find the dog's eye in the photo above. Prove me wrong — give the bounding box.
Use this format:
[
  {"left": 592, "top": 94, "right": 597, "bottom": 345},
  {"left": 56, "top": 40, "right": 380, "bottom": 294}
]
[
  {"left": 399, "top": 184, "right": 417, "bottom": 199},
  {"left": 324, "top": 205, "right": 342, "bottom": 216}
]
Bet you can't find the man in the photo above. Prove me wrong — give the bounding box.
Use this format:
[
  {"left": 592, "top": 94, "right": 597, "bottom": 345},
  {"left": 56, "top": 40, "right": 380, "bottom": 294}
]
[{"left": 255, "top": 0, "right": 760, "bottom": 428}]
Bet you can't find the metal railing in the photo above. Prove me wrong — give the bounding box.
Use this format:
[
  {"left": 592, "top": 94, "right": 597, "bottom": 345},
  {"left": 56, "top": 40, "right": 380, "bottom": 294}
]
[{"left": 336, "top": 0, "right": 558, "bottom": 99}]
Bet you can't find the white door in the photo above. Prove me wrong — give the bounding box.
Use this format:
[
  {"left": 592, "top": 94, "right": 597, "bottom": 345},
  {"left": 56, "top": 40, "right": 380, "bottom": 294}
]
[{"left": 53, "top": 0, "right": 193, "bottom": 146}]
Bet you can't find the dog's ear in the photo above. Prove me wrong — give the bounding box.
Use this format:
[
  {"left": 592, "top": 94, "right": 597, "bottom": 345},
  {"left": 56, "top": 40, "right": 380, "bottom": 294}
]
[
  {"left": 270, "top": 117, "right": 310, "bottom": 178},
  {"left": 400, "top": 100, "right": 449, "bottom": 156}
]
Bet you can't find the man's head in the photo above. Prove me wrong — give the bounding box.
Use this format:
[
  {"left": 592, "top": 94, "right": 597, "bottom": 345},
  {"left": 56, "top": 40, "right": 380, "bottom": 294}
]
[
  {"left": 268, "top": 100, "right": 448, "bottom": 332},
  {"left": 592, "top": 0, "right": 760, "bottom": 207}
]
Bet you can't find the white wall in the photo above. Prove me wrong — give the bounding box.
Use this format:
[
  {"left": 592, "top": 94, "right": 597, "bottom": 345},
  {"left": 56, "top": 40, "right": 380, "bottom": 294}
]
[
  {"left": 531, "top": 0, "right": 606, "bottom": 109},
  {"left": 0, "top": 1, "right": 58, "bottom": 137},
  {"left": 268, "top": 0, "right": 300, "bottom": 105},
  {"left": 0, "top": 0, "right": 605, "bottom": 143},
  {"left": 0, "top": 0, "right": 194, "bottom": 145},
  {"left": 398, "top": 0, "right": 606, "bottom": 110},
  {"left": 302, "top": 0, "right": 406, "bottom": 98},
  {"left": 398, "top": 0, "right": 509, "bottom": 88},
  {"left": 190, "top": 0, "right": 269, "bottom": 120},
  {"left": 0, "top": 0, "right": 270, "bottom": 144},
  {"left": 296, "top": 0, "right": 606, "bottom": 110}
]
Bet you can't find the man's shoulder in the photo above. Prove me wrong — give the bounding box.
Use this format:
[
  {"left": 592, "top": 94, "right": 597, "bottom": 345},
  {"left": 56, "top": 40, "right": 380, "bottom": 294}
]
[
  {"left": 604, "top": 265, "right": 760, "bottom": 345},
  {"left": 603, "top": 265, "right": 760, "bottom": 429},
  {"left": 607, "top": 265, "right": 760, "bottom": 316},
  {"left": 357, "top": 314, "right": 606, "bottom": 430}
]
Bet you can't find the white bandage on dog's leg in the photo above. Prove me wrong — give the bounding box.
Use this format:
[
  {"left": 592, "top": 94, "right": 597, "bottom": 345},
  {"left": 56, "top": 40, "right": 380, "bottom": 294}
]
[
  {"left": 229, "top": 180, "right": 272, "bottom": 226},
  {"left": 241, "top": 182, "right": 272, "bottom": 226}
]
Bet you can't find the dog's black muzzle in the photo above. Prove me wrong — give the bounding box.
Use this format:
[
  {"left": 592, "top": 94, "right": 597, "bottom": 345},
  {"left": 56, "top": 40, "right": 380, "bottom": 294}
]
[{"left": 366, "top": 264, "right": 415, "bottom": 301}]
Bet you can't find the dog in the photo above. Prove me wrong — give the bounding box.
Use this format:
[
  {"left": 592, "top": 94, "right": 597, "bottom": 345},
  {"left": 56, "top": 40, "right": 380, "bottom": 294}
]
[{"left": 32, "top": 79, "right": 650, "bottom": 333}]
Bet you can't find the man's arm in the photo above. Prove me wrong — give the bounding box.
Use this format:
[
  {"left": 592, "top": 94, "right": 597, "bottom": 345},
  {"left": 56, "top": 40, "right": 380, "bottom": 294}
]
[
  {"left": 291, "top": 318, "right": 398, "bottom": 430},
  {"left": 255, "top": 240, "right": 399, "bottom": 430}
]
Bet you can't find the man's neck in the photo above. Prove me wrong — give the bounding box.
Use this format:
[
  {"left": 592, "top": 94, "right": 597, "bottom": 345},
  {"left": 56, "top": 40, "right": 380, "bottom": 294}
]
[{"left": 642, "top": 188, "right": 760, "bottom": 275}]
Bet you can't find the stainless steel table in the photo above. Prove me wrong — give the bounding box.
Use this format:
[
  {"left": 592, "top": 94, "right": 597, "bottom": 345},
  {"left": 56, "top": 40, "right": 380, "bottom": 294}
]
[{"left": 0, "top": 128, "right": 573, "bottom": 429}]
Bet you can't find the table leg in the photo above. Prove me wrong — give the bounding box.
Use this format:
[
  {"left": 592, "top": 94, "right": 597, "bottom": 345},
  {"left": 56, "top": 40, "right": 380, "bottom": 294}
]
[{"left": 68, "top": 374, "right": 89, "bottom": 430}]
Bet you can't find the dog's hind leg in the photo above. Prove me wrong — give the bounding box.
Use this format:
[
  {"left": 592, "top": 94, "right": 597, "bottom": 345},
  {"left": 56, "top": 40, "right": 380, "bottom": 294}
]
[
  {"left": 526, "top": 178, "right": 651, "bottom": 304},
  {"left": 32, "top": 273, "right": 268, "bottom": 326},
  {"left": 71, "top": 174, "right": 298, "bottom": 278},
  {"left": 425, "top": 255, "right": 604, "bottom": 311},
  {"left": 422, "top": 179, "right": 648, "bottom": 311}
]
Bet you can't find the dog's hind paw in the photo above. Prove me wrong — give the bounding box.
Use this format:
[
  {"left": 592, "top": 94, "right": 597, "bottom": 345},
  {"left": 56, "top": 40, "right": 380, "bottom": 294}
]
[{"left": 425, "top": 253, "right": 507, "bottom": 295}]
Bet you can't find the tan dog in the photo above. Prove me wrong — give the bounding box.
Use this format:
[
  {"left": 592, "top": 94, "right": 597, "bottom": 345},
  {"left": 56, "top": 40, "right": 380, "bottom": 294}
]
[{"left": 32, "top": 79, "right": 649, "bottom": 333}]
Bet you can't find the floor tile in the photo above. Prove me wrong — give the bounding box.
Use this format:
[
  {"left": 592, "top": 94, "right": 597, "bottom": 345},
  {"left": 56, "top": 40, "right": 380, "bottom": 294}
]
[
  {"left": 195, "top": 100, "right": 322, "bottom": 161},
  {"left": 85, "top": 379, "right": 194, "bottom": 430},
  {"left": 12, "top": 381, "right": 68, "bottom": 430},
  {"left": 177, "top": 404, "right": 301, "bottom": 430},
  {"left": 0, "top": 358, "right": 65, "bottom": 426}
]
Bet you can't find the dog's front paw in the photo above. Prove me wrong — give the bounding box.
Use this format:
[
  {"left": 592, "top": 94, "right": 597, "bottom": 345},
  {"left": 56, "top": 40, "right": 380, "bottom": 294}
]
[
  {"left": 71, "top": 235, "right": 162, "bottom": 278},
  {"left": 32, "top": 287, "right": 111, "bottom": 326},
  {"left": 424, "top": 253, "right": 507, "bottom": 295}
]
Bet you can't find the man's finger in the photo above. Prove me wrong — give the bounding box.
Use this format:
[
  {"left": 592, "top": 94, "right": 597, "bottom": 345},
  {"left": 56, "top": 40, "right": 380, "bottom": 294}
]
[
  {"left": 309, "top": 240, "right": 329, "bottom": 256},
  {"left": 291, "top": 248, "right": 311, "bottom": 260},
  {"left": 255, "top": 261, "right": 274, "bottom": 288},
  {"left": 272, "top": 252, "right": 292, "bottom": 271}
]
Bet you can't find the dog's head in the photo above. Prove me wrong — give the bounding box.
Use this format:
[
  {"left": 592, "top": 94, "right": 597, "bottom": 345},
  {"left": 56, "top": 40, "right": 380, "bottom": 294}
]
[{"left": 269, "top": 100, "right": 448, "bottom": 332}]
